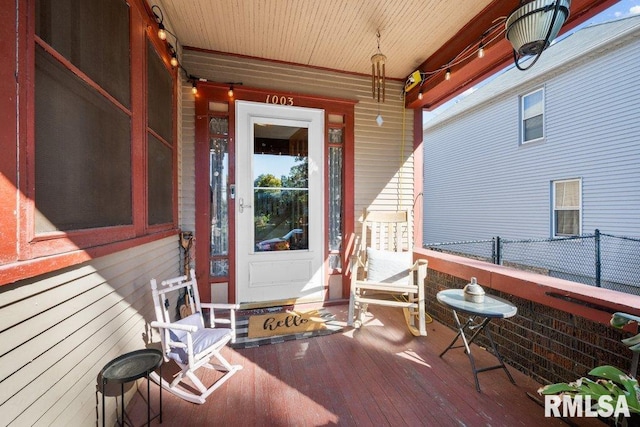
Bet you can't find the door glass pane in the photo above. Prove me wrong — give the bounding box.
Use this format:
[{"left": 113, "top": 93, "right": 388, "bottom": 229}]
[
  {"left": 209, "top": 116, "right": 228, "bottom": 135},
  {"left": 210, "top": 136, "right": 228, "bottom": 276},
  {"left": 328, "top": 146, "right": 342, "bottom": 252},
  {"left": 328, "top": 128, "right": 343, "bottom": 144},
  {"left": 253, "top": 124, "right": 309, "bottom": 252}
]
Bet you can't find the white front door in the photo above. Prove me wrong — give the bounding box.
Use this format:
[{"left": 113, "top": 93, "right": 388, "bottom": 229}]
[{"left": 235, "top": 101, "right": 324, "bottom": 304}]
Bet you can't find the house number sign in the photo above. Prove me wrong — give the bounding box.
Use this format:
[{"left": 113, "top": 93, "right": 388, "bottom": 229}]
[{"left": 265, "top": 94, "right": 294, "bottom": 106}]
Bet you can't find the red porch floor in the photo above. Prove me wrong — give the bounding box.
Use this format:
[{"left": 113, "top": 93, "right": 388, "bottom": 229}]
[{"left": 124, "top": 304, "right": 604, "bottom": 426}]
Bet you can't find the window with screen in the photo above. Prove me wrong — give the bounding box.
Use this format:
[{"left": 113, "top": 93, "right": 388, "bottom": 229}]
[
  {"left": 147, "top": 41, "right": 175, "bottom": 225},
  {"left": 34, "top": 0, "right": 133, "bottom": 233},
  {"left": 521, "top": 88, "right": 544, "bottom": 144},
  {"left": 28, "top": 0, "right": 175, "bottom": 254},
  {"left": 553, "top": 179, "right": 581, "bottom": 237}
]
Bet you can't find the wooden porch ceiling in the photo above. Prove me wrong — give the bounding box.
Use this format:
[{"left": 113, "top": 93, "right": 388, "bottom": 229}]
[{"left": 150, "top": 0, "right": 618, "bottom": 110}]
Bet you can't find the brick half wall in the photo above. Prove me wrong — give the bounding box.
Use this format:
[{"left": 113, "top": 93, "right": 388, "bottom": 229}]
[{"left": 416, "top": 248, "right": 640, "bottom": 386}]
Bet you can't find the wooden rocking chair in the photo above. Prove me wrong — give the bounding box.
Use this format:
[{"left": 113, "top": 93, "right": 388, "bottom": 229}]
[
  {"left": 149, "top": 269, "right": 242, "bottom": 404},
  {"left": 348, "top": 210, "right": 428, "bottom": 336}
]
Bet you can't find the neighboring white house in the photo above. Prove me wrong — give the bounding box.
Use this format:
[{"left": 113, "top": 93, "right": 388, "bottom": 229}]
[
  {"left": 423, "top": 15, "right": 640, "bottom": 244},
  {"left": 421, "top": 15, "right": 640, "bottom": 294}
]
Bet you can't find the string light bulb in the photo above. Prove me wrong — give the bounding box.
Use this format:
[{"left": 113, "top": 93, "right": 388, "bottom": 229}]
[
  {"left": 158, "top": 23, "right": 167, "bottom": 41},
  {"left": 191, "top": 81, "right": 197, "bottom": 94},
  {"left": 170, "top": 53, "right": 178, "bottom": 67},
  {"left": 445, "top": 68, "right": 451, "bottom": 81},
  {"left": 478, "top": 42, "right": 485, "bottom": 58},
  {"left": 418, "top": 91, "right": 423, "bottom": 100},
  {"left": 228, "top": 85, "right": 234, "bottom": 97}
]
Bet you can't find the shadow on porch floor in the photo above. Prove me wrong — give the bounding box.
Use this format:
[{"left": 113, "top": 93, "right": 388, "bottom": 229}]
[{"left": 125, "top": 304, "right": 604, "bottom": 426}]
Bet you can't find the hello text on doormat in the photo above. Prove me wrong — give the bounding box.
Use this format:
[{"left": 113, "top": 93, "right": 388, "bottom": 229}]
[{"left": 247, "top": 310, "right": 328, "bottom": 339}]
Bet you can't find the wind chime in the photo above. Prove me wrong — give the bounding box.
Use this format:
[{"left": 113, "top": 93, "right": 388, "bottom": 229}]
[{"left": 371, "top": 30, "right": 386, "bottom": 126}]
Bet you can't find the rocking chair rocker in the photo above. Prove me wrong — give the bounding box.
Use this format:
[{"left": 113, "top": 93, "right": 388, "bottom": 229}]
[{"left": 149, "top": 269, "right": 242, "bottom": 404}]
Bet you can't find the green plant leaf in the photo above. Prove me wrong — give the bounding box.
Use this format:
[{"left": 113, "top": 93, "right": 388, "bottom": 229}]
[
  {"left": 621, "top": 333, "right": 640, "bottom": 346},
  {"left": 583, "top": 378, "right": 612, "bottom": 396},
  {"left": 539, "top": 383, "right": 579, "bottom": 395},
  {"left": 611, "top": 313, "right": 632, "bottom": 329},
  {"left": 589, "top": 366, "right": 631, "bottom": 385}
]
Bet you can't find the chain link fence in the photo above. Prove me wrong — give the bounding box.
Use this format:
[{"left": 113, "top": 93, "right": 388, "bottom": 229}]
[{"left": 424, "top": 230, "right": 640, "bottom": 295}]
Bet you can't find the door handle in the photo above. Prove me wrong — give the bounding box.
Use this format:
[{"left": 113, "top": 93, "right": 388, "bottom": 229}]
[{"left": 239, "top": 197, "right": 252, "bottom": 213}]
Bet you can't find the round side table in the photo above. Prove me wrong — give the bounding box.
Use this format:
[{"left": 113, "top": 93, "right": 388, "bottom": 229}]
[
  {"left": 101, "top": 348, "right": 163, "bottom": 426},
  {"left": 437, "top": 288, "right": 517, "bottom": 392}
]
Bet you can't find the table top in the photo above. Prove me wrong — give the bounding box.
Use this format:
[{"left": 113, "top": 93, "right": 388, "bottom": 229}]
[
  {"left": 101, "top": 349, "right": 163, "bottom": 384},
  {"left": 437, "top": 289, "right": 517, "bottom": 318}
]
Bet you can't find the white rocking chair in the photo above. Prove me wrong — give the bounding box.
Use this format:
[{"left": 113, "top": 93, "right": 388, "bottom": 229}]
[
  {"left": 149, "top": 269, "right": 242, "bottom": 404},
  {"left": 348, "top": 210, "right": 428, "bottom": 336}
]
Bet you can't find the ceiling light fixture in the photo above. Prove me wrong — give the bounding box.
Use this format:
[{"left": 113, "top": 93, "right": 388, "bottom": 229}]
[{"left": 506, "top": 0, "right": 571, "bottom": 70}]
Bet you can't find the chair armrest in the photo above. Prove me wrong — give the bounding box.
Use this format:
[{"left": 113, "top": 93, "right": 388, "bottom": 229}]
[
  {"left": 409, "top": 259, "right": 428, "bottom": 271},
  {"left": 150, "top": 320, "right": 198, "bottom": 333},
  {"left": 200, "top": 303, "right": 239, "bottom": 341},
  {"left": 410, "top": 259, "right": 428, "bottom": 286},
  {"left": 201, "top": 303, "right": 240, "bottom": 311}
]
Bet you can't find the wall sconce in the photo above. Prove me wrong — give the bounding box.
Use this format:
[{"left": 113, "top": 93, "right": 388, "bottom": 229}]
[{"left": 506, "top": 0, "right": 571, "bottom": 70}]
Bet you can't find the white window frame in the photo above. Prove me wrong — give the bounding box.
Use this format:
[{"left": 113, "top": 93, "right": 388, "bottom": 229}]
[
  {"left": 552, "top": 178, "right": 582, "bottom": 237},
  {"left": 521, "top": 88, "right": 545, "bottom": 144}
]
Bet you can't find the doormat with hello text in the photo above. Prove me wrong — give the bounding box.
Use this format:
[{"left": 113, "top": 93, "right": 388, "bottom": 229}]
[{"left": 230, "top": 306, "right": 343, "bottom": 349}]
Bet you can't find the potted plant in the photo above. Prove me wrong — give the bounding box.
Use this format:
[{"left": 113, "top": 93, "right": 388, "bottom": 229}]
[
  {"left": 538, "top": 312, "right": 640, "bottom": 426},
  {"left": 538, "top": 365, "right": 640, "bottom": 425}
]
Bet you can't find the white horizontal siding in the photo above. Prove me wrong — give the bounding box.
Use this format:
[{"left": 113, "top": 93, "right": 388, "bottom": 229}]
[
  {"left": 0, "top": 237, "right": 179, "bottom": 426},
  {"left": 180, "top": 84, "right": 197, "bottom": 234}
]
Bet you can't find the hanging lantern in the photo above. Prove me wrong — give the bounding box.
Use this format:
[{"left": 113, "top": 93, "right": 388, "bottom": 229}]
[
  {"left": 506, "top": 0, "right": 571, "bottom": 70},
  {"left": 371, "top": 31, "right": 386, "bottom": 103}
]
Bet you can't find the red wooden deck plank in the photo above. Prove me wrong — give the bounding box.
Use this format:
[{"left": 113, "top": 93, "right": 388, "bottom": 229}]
[{"left": 125, "top": 304, "right": 604, "bottom": 426}]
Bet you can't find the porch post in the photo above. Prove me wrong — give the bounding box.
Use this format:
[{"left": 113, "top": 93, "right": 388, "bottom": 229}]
[{"left": 413, "top": 108, "right": 424, "bottom": 249}]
